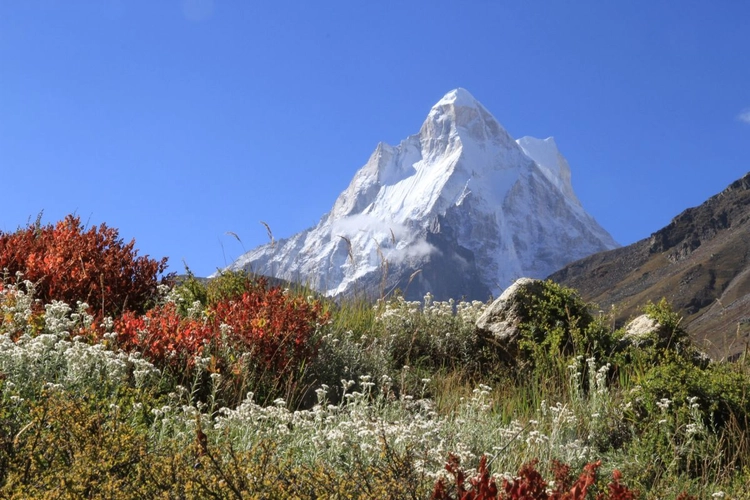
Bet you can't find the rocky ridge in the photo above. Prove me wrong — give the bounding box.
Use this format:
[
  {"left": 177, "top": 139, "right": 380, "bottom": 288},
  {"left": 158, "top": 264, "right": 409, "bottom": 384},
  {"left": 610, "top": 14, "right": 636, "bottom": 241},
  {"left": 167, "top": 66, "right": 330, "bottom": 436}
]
[{"left": 549, "top": 172, "right": 750, "bottom": 360}]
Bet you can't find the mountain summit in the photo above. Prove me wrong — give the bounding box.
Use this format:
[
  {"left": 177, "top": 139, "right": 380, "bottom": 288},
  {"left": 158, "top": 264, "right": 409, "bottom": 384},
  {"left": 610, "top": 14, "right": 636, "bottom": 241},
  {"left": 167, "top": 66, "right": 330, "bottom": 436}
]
[{"left": 225, "top": 89, "right": 618, "bottom": 300}]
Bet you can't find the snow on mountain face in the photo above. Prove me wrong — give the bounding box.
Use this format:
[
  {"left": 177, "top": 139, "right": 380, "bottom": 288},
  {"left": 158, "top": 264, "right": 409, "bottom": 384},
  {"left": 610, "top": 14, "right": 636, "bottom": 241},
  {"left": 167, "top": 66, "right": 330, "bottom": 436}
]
[
  {"left": 516, "top": 136, "right": 580, "bottom": 205},
  {"left": 225, "top": 88, "right": 619, "bottom": 300}
]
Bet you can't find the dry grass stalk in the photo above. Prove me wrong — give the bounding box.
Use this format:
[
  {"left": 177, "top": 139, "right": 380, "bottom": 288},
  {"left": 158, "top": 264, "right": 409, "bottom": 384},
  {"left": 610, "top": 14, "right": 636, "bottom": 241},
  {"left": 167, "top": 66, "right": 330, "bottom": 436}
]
[
  {"left": 259, "top": 221, "right": 274, "bottom": 248},
  {"left": 338, "top": 235, "right": 354, "bottom": 265}
]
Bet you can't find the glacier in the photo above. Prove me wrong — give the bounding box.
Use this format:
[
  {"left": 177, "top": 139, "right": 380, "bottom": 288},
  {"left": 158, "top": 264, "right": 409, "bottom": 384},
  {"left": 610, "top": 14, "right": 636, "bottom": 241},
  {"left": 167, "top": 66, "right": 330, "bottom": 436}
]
[{"left": 223, "top": 88, "right": 619, "bottom": 300}]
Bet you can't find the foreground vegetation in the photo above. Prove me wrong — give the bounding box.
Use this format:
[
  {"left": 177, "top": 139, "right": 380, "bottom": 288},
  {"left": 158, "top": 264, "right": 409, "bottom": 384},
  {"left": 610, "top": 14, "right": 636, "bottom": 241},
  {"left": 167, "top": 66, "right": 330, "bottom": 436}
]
[{"left": 1, "top": 216, "right": 749, "bottom": 498}]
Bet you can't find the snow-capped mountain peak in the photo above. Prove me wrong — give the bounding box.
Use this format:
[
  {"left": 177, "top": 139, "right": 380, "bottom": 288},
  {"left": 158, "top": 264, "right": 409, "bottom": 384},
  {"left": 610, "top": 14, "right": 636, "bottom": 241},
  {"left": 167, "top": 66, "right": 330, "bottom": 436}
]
[
  {"left": 421, "top": 88, "right": 517, "bottom": 151},
  {"left": 434, "top": 87, "right": 480, "bottom": 108},
  {"left": 224, "top": 89, "right": 618, "bottom": 300}
]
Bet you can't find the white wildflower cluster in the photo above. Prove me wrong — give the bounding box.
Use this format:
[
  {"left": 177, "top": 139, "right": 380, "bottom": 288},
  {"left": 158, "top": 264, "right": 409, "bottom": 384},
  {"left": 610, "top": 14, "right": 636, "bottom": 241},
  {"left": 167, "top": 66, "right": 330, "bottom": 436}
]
[
  {"left": 376, "top": 294, "right": 487, "bottom": 327},
  {"left": 150, "top": 363, "right": 620, "bottom": 481},
  {"left": 44, "top": 300, "right": 93, "bottom": 336},
  {"left": 455, "top": 299, "right": 488, "bottom": 324},
  {"left": 163, "top": 286, "right": 185, "bottom": 305},
  {"left": 453, "top": 391, "right": 593, "bottom": 477},
  {"left": 163, "top": 284, "right": 205, "bottom": 318},
  {"left": 567, "top": 356, "right": 587, "bottom": 405},
  {"left": 375, "top": 296, "right": 421, "bottom": 328},
  {"left": 656, "top": 398, "right": 672, "bottom": 412},
  {"left": 156, "top": 283, "right": 173, "bottom": 302},
  {"left": 134, "top": 376, "right": 604, "bottom": 481},
  {"left": 0, "top": 330, "right": 159, "bottom": 396},
  {"left": 0, "top": 279, "right": 39, "bottom": 336},
  {"left": 0, "top": 285, "right": 160, "bottom": 398},
  {"left": 567, "top": 357, "right": 615, "bottom": 418},
  {"left": 186, "top": 300, "right": 204, "bottom": 319},
  {"left": 374, "top": 293, "right": 489, "bottom": 371},
  {"left": 587, "top": 357, "right": 611, "bottom": 420},
  {"left": 313, "top": 329, "right": 391, "bottom": 387},
  {"left": 684, "top": 396, "right": 705, "bottom": 438},
  {"left": 663, "top": 395, "right": 707, "bottom": 461},
  {"left": 207, "top": 375, "right": 442, "bottom": 474}
]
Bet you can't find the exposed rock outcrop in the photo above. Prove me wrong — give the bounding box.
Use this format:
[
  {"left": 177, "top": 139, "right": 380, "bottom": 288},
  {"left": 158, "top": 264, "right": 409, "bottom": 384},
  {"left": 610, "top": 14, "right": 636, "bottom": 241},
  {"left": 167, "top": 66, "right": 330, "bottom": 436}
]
[
  {"left": 475, "top": 278, "right": 545, "bottom": 361},
  {"left": 550, "top": 172, "right": 750, "bottom": 360}
]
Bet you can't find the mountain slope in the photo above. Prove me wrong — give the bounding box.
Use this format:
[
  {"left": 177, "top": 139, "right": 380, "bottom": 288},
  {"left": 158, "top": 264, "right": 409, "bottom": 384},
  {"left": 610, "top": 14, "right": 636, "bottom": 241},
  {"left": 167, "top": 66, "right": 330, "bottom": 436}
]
[
  {"left": 549, "top": 172, "right": 750, "bottom": 360},
  {"left": 226, "top": 89, "right": 618, "bottom": 300}
]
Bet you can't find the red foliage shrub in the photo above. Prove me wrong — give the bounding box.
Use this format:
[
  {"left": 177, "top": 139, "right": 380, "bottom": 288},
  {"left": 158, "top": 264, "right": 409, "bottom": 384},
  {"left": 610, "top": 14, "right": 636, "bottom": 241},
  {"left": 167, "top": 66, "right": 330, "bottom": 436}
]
[
  {"left": 551, "top": 460, "right": 573, "bottom": 492},
  {"left": 0, "top": 215, "right": 171, "bottom": 316},
  {"left": 210, "top": 279, "right": 328, "bottom": 376},
  {"left": 674, "top": 494, "right": 697, "bottom": 500},
  {"left": 602, "top": 470, "right": 637, "bottom": 500},
  {"left": 502, "top": 459, "right": 550, "bottom": 499},
  {"left": 114, "top": 302, "right": 214, "bottom": 370},
  {"left": 432, "top": 454, "right": 498, "bottom": 500},
  {"left": 431, "top": 455, "right": 640, "bottom": 500},
  {"left": 112, "top": 278, "right": 330, "bottom": 385}
]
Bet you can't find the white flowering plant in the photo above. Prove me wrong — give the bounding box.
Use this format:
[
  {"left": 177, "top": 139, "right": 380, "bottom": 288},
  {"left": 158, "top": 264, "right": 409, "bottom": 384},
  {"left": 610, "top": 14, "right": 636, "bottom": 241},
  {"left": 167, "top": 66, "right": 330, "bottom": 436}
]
[{"left": 374, "top": 293, "right": 492, "bottom": 375}]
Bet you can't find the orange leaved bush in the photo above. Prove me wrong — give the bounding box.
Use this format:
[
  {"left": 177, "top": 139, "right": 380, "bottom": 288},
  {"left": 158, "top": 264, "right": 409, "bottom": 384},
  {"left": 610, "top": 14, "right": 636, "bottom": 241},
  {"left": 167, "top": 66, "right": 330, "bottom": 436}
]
[
  {"left": 0, "top": 215, "right": 171, "bottom": 316},
  {"left": 210, "top": 279, "right": 328, "bottom": 374},
  {"left": 114, "top": 302, "right": 214, "bottom": 368},
  {"left": 113, "top": 278, "right": 330, "bottom": 382}
]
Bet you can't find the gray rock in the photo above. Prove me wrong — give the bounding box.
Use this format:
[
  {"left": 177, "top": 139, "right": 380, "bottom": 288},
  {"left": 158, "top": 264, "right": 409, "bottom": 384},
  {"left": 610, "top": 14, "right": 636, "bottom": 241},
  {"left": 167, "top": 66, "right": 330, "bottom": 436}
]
[
  {"left": 475, "top": 278, "right": 546, "bottom": 361},
  {"left": 622, "top": 313, "right": 710, "bottom": 367}
]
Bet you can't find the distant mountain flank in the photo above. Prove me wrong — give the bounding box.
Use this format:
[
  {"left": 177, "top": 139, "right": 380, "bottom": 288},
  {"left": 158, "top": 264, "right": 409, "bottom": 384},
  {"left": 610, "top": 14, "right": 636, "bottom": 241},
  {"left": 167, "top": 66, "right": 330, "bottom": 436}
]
[
  {"left": 549, "top": 172, "right": 750, "bottom": 360},
  {"left": 224, "top": 89, "right": 618, "bottom": 301}
]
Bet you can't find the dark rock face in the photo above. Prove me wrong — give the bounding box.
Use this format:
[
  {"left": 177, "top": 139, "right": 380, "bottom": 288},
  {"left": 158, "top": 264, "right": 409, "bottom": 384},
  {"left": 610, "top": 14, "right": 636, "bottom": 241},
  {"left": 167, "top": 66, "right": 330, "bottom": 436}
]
[
  {"left": 410, "top": 226, "right": 492, "bottom": 302},
  {"left": 549, "top": 172, "right": 750, "bottom": 361},
  {"left": 334, "top": 213, "right": 494, "bottom": 302},
  {"left": 370, "top": 229, "right": 494, "bottom": 303}
]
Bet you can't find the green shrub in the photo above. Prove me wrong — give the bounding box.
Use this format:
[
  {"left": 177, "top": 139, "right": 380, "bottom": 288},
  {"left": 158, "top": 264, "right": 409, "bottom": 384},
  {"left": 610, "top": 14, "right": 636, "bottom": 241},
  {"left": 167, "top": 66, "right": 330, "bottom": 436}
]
[
  {"left": 635, "top": 354, "right": 750, "bottom": 431},
  {"left": 0, "top": 387, "right": 152, "bottom": 498},
  {"left": 305, "top": 328, "right": 390, "bottom": 404},
  {"left": 170, "top": 269, "right": 259, "bottom": 317},
  {"left": 640, "top": 298, "right": 695, "bottom": 356},
  {"left": 618, "top": 353, "right": 750, "bottom": 485},
  {"left": 170, "top": 269, "right": 208, "bottom": 317},
  {"left": 517, "top": 281, "right": 618, "bottom": 380},
  {"left": 206, "top": 269, "right": 254, "bottom": 306}
]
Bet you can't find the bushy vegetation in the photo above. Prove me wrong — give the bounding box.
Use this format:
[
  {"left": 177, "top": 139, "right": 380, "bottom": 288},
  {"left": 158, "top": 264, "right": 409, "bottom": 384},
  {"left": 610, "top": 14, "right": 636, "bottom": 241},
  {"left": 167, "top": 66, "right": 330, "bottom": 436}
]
[
  {"left": 0, "top": 214, "right": 170, "bottom": 316},
  {"left": 516, "top": 281, "right": 618, "bottom": 370},
  {"left": 1, "top": 215, "right": 749, "bottom": 498},
  {"left": 112, "top": 273, "right": 330, "bottom": 405}
]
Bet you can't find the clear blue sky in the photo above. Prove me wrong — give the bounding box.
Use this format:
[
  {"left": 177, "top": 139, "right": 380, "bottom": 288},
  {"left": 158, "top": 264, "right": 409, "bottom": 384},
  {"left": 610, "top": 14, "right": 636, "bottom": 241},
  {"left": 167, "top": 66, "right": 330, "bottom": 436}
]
[{"left": 2, "top": 1, "right": 749, "bottom": 278}]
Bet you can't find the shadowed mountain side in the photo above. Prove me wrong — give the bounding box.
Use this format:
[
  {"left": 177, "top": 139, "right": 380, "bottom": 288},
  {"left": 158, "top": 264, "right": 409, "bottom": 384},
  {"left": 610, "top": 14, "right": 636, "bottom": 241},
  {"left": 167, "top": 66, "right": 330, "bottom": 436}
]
[{"left": 549, "top": 172, "right": 750, "bottom": 360}]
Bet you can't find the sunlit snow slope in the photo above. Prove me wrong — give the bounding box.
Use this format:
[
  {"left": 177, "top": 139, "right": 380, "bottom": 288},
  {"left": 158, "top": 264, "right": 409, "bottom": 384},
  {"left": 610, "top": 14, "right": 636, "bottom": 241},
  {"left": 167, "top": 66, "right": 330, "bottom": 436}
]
[{"left": 224, "top": 89, "right": 618, "bottom": 300}]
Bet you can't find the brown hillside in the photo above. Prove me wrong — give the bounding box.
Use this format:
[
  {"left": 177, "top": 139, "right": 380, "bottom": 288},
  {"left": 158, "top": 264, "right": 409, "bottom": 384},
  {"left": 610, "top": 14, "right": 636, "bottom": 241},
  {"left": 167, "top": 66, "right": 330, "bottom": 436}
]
[{"left": 549, "top": 172, "right": 750, "bottom": 360}]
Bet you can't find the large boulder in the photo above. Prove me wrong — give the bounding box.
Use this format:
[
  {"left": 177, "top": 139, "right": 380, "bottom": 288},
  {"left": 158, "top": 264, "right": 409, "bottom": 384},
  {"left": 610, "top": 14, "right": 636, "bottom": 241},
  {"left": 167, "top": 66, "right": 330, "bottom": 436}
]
[
  {"left": 475, "top": 278, "right": 546, "bottom": 362},
  {"left": 620, "top": 313, "right": 710, "bottom": 367}
]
